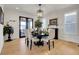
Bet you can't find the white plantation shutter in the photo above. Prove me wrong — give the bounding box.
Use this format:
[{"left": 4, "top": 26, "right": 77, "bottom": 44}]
[{"left": 64, "top": 12, "right": 77, "bottom": 35}]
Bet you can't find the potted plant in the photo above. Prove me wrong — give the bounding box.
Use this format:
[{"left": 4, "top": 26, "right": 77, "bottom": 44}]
[
  {"left": 3, "top": 24, "right": 14, "bottom": 41},
  {"left": 35, "top": 19, "right": 42, "bottom": 33}
]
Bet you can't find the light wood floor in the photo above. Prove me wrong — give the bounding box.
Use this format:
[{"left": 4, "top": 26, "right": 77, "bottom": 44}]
[{"left": 1, "top": 38, "right": 79, "bottom": 55}]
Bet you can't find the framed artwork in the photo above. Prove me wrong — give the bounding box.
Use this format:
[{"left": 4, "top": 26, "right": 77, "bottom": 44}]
[
  {"left": 0, "top": 7, "right": 4, "bottom": 25},
  {"left": 49, "top": 18, "right": 58, "bottom": 26}
]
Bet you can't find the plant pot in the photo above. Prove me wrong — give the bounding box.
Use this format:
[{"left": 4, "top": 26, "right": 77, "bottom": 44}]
[{"left": 4, "top": 34, "right": 13, "bottom": 42}]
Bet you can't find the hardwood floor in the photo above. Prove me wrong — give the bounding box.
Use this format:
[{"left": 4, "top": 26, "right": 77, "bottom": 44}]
[{"left": 1, "top": 38, "right": 79, "bottom": 55}]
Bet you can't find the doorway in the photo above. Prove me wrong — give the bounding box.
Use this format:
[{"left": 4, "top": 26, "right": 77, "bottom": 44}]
[{"left": 19, "top": 16, "right": 33, "bottom": 38}]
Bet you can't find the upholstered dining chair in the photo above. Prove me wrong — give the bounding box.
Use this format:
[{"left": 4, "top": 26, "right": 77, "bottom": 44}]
[
  {"left": 25, "top": 29, "right": 32, "bottom": 47},
  {"left": 47, "top": 28, "right": 55, "bottom": 49}
]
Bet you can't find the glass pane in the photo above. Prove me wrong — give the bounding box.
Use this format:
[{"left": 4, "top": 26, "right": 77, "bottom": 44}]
[
  {"left": 21, "top": 21, "right": 26, "bottom": 25},
  {"left": 20, "top": 21, "right": 26, "bottom": 37},
  {"left": 28, "top": 19, "right": 32, "bottom": 29}
]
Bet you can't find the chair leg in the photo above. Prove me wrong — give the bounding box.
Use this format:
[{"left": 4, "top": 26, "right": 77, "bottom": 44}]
[
  {"left": 30, "top": 40, "right": 32, "bottom": 50},
  {"left": 52, "top": 41, "right": 54, "bottom": 48},
  {"left": 25, "top": 38, "right": 28, "bottom": 44},
  {"left": 27, "top": 38, "right": 29, "bottom": 47},
  {"left": 48, "top": 40, "right": 50, "bottom": 51},
  {"left": 25, "top": 38, "right": 26, "bottom": 44}
]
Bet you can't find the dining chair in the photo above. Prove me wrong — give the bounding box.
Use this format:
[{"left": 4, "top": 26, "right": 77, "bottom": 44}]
[
  {"left": 47, "top": 29, "right": 55, "bottom": 49},
  {"left": 25, "top": 29, "right": 32, "bottom": 48}
]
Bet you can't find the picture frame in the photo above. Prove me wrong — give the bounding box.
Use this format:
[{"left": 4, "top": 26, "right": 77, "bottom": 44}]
[
  {"left": 0, "top": 6, "right": 4, "bottom": 25},
  {"left": 49, "top": 18, "right": 58, "bottom": 26}
]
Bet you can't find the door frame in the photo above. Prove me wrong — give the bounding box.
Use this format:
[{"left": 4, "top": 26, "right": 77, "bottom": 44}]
[{"left": 19, "top": 16, "right": 33, "bottom": 38}]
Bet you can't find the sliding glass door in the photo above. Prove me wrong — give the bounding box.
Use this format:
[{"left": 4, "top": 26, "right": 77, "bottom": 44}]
[
  {"left": 20, "top": 20, "right": 26, "bottom": 37},
  {"left": 19, "top": 16, "right": 33, "bottom": 38}
]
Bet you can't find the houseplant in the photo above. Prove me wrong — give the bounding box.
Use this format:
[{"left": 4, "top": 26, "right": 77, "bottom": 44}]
[
  {"left": 3, "top": 24, "right": 14, "bottom": 41},
  {"left": 35, "top": 19, "right": 42, "bottom": 32}
]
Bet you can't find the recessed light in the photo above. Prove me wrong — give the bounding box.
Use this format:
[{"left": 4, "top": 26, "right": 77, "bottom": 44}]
[{"left": 16, "top": 7, "right": 19, "bottom": 10}]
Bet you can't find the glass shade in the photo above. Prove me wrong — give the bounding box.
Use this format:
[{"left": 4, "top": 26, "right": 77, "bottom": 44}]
[{"left": 37, "top": 9, "right": 43, "bottom": 18}]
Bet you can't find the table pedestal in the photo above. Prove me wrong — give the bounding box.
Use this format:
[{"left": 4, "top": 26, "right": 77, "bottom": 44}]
[{"left": 34, "top": 41, "right": 44, "bottom": 46}]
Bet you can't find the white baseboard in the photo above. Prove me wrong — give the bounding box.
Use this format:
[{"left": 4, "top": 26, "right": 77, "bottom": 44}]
[{"left": 59, "top": 35, "right": 79, "bottom": 43}]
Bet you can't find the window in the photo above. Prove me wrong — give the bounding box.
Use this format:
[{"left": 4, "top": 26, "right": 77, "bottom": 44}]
[
  {"left": 64, "top": 12, "right": 77, "bottom": 35},
  {"left": 28, "top": 19, "right": 33, "bottom": 29},
  {"left": 21, "top": 21, "right": 26, "bottom": 30},
  {"left": 42, "top": 18, "right": 47, "bottom": 29}
]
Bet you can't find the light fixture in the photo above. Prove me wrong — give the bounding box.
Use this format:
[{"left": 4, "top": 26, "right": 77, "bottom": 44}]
[
  {"left": 37, "top": 4, "right": 43, "bottom": 19},
  {"left": 16, "top": 7, "right": 19, "bottom": 10}
]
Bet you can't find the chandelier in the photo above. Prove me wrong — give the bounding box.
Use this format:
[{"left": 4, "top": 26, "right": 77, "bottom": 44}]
[{"left": 37, "top": 4, "right": 43, "bottom": 19}]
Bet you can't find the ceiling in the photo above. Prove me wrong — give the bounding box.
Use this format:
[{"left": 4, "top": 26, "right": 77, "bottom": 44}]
[{"left": 4, "top": 4, "right": 74, "bottom": 16}]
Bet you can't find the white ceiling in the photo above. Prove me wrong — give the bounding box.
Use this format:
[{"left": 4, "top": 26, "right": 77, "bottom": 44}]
[{"left": 4, "top": 4, "right": 74, "bottom": 16}]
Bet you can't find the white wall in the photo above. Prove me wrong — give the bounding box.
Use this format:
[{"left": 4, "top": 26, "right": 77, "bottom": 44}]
[
  {"left": 4, "top": 9, "right": 35, "bottom": 39},
  {"left": 0, "top": 24, "right": 3, "bottom": 54},
  {"left": 0, "top": 5, "right": 4, "bottom": 54},
  {"left": 46, "top": 5, "right": 79, "bottom": 43},
  {"left": 4, "top": 5, "right": 79, "bottom": 43}
]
